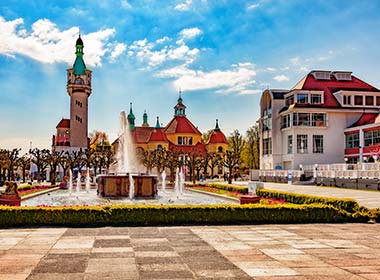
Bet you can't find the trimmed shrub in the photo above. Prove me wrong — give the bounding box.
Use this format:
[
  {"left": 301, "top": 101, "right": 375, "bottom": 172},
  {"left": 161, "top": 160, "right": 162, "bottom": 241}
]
[
  {"left": 0, "top": 203, "right": 359, "bottom": 227},
  {"left": 204, "top": 183, "right": 248, "bottom": 194},
  {"left": 256, "top": 188, "right": 359, "bottom": 213}
]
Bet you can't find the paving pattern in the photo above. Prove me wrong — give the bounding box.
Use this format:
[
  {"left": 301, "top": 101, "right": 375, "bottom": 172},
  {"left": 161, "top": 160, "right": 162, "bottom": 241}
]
[{"left": 0, "top": 224, "right": 380, "bottom": 279}]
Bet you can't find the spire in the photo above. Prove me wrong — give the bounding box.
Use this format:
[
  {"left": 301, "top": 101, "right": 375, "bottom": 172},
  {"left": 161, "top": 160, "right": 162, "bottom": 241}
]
[
  {"left": 215, "top": 119, "right": 220, "bottom": 131},
  {"left": 155, "top": 116, "right": 161, "bottom": 128},
  {"left": 178, "top": 88, "right": 183, "bottom": 104},
  {"left": 174, "top": 89, "right": 186, "bottom": 116},
  {"left": 73, "top": 34, "right": 86, "bottom": 75},
  {"left": 127, "top": 102, "right": 135, "bottom": 130},
  {"left": 142, "top": 110, "right": 149, "bottom": 127}
]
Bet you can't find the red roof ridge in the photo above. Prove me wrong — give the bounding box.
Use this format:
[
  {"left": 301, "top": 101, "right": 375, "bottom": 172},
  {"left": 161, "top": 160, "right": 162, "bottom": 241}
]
[{"left": 56, "top": 118, "right": 70, "bottom": 128}]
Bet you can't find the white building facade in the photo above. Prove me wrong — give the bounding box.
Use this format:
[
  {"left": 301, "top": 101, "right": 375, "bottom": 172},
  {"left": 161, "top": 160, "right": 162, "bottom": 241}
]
[{"left": 259, "top": 70, "right": 380, "bottom": 170}]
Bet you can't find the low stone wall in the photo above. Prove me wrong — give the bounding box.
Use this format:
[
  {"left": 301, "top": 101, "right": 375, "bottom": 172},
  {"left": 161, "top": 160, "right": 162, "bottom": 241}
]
[{"left": 317, "top": 177, "right": 380, "bottom": 191}]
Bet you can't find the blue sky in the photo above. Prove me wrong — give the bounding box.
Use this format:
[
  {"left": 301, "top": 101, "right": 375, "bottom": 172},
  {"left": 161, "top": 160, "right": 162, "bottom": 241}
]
[{"left": 1, "top": 0, "right": 380, "bottom": 151}]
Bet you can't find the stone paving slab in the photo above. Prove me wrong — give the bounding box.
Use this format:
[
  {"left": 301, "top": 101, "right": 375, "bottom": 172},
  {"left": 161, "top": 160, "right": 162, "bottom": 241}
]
[{"left": 0, "top": 224, "right": 379, "bottom": 279}]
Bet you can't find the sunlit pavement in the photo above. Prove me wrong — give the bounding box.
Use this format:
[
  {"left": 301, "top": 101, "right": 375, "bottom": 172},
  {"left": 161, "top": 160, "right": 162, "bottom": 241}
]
[
  {"left": 259, "top": 182, "right": 380, "bottom": 209},
  {"left": 1, "top": 224, "right": 380, "bottom": 279}
]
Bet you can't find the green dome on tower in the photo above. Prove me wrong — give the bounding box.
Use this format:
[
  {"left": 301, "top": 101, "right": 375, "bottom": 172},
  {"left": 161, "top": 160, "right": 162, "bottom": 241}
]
[{"left": 73, "top": 35, "right": 86, "bottom": 75}]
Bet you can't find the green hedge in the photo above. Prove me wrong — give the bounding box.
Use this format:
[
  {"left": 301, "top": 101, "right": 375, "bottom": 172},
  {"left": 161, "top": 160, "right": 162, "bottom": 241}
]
[
  {"left": 0, "top": 203, "right": 365, "bottom": 227},
  {"left": 256, "top": 188, "right": 359, "bottom": 213},
  {"left": 205, "top": 183, "right": 248, "bottom": 194}
]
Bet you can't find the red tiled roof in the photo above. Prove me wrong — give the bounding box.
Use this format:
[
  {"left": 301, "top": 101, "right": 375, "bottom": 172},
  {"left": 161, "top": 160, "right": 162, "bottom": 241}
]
[
  {"left": 348, "top": 113, "right": 379, "bottom": 128},
  {"left": 296, "top": 74, "right": 379, "bottom": 108},
  {"left": 165, "top": 116, "right": 202, "bottom": 135},
  {"left": 149, "top": 128, "right": 168, "bottom": 142},
  {"left": 208, "top": 130, "right": 227, "bottom": 144},
  {"left": 169, "top": 141, "right": 206, "bottom": 156},
  {"left": 56, "top": 118, "right": 70, "bottom": 128},
  {"left": 131, "top": 127, "right": 155, "bottom": 143}
]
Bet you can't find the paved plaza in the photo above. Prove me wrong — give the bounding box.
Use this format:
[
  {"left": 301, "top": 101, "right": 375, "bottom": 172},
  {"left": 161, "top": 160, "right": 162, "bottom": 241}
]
[
  {"left": 260, "top": 182, "right": 380, "bottom": 209},
  {"left": 0, "top": 224, "right": 380, "bottom": 279}
]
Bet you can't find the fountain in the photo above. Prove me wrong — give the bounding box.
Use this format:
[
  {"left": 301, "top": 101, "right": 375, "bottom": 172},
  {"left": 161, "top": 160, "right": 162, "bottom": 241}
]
[
  {"left": 161, "top": 171, "right": 166, "bottom": 191},
  {"left": 97, "top": 110, "right": 157, "bottom": 198},
  {"left": 68, "top": 170, "right": 73, "bottom": 194},
  {"left": 174, "top": 168, "right": 180, "bottom": 198},
  {"left": 85, "top": 168, "right": 91, "bottom": 193},
  {"left": 129, "top": 173, "right": 134, "bottom": 199},
  {"left": 76, "top": 172, "right": 81, "bottom": 192},
  {"left": 179, "top": 169, "right": 185, "bottom": 195}
]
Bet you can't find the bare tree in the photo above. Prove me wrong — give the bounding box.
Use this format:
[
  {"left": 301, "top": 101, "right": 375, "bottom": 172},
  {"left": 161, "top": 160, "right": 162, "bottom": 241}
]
[
  {"left": 17, "top": 154, "right": 31, "bottom": 183},
  {"left": 223, "top": 130, "right": 245, "bottom": 184},
  {"left": 47, "top": 151, "right": 63, "bottom": 185},
  {"left": 29, "top": 148, "right": 50, "bottom": 182}
]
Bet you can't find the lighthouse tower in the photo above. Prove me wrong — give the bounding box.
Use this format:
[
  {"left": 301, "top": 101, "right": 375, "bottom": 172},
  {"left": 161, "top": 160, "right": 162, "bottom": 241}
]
[{"left": 67, "top": 35, "right": 92, "bottom": 149}]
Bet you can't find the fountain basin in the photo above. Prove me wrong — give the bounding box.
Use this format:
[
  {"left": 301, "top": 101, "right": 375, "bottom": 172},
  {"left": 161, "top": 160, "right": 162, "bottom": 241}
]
[{"left": 97, "top": 174, "right": 157, "bottom": 198}]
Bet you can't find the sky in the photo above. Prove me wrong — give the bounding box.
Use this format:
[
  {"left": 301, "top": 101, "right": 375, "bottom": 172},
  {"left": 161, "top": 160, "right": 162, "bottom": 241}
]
[{"left": 1, "top": 0, "right": 380, "bottom": 152}]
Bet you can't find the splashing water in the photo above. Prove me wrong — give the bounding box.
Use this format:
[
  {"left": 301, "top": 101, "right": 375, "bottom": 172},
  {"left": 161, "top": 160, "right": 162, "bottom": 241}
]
[
  {"left": 68, "top": 170, "right": 73, "bottom": 195},
  {"left": 174, "top": 168, "right": 180, "bottom": 198},
  {"left": 129, "top": 173, "right": 135, "bottom": 200},
  {"left": 117, "top": 111, "right": 139, "bottom": 174},
  {"left": 85, "top": 168, "right": 91, "bottom": 193},
  {"left": 179, "top": 169, "right": 185, "bottom": 195},
  {"left": 161, "top": 171, "right": 166, "bottom": 191},
  {"left": 76, "top": 172, "right": 81, "bottom": 193}
]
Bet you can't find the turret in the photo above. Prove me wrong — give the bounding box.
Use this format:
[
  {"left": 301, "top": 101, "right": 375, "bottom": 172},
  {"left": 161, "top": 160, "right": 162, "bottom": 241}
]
[
  {"left": 155, "top": 116, "right": 161, "bottom": 128},
  {"left": 73, "top": 35, "right": 86, "bottom": 75},
  {"left": 142, "top": 111, "right": 149, "bottom": 127},
  {"left": 174, "top": 89, "right": 186, "bottom": 116},
  {"left": 127, "top": 102, "right": 135, "bottom": 130}
]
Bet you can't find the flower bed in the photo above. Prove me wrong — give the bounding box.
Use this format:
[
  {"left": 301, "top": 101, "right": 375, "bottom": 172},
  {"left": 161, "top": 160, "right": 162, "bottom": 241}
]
[
  {"left": 192, "top": 185, "right": 242, "bottom": 198},
  {"left": 0, "top": 203, "right": 370, "bottom": 227},
  {"left": 256, "top": 188, "right": 359, "bottom": 213},
  {"left": 204, "top": 183, "right": 248, "bottom": 194},
  {"left": 19, "top": 185, "right": 56, "bottom": 197}
]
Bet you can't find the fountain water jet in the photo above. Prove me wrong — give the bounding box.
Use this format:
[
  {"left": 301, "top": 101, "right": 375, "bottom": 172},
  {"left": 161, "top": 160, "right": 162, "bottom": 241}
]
[
  {"left": 129, "top": 173, "right": 134, "bottom": 199},
  {"left": 161, "top": 171, "right": 166, "bottom": 191},
  {"left": 97, "top": 110, "right": 158, "bottom": 198},
  {"left": 76, "top": 172, "right": 81, "bottom": 192},
  {"left": 68, "top": 170, "right": 73, "bottom": 194},
  {"left": 85, "top": 168, "right": 91, "bottom": 193},
  {"left": 174, "top": 168, "right": 180, "bottom": 198}
]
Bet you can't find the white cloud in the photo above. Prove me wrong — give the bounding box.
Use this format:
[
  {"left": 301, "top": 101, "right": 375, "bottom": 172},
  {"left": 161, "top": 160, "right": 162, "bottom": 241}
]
[
  {"left": 156, "top": 36, "right": 170, "bottom": 44},
  {"left": 273, "top": 74, "right": 289, "bottom": 82},
  {"left": 247, "top": 3, "right": 260, "bottom": 10},
  {"left": 120, "top": 0, "right": 132, "bottom": 9},
  {"left": 174, "top": 0, "right": 192, "bottom": 11},
  {"left": 157, "top": 63, "right": 258, "bottom": 94},
  {"left": 179, "top": 27, "right": 202, "bottom": 40},
  {"left": 0, "top": 17, "right": 123, "bottom": 67},
  {"left": 110, "top": 43, "right": 126, "bottom": 60},
  {"left": 266, "top": 67, "right": 276, "bottom": 72},
  {"left": 128, "top": 37, "right": 199, "bottom": 67}
]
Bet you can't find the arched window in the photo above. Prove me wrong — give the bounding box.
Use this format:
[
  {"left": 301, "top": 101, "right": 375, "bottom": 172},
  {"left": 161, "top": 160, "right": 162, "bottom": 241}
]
[
  {"left": 75, "top": 78, "right": 84, "bottom": 85},
  {"left": 218, "top": 146, "right": 223, "bottom": 153},
  {"left": 157, "top": 144, "right": 163, "bottom": 151}
]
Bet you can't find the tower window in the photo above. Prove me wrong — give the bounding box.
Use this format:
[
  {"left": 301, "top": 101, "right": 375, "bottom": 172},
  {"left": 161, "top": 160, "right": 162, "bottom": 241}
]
[
  {"left": 75, "top": 78, "right": 84, "bottom": 85},
  {"left": 178, "top": 136, "right": 182, "bottom": 145},
  {"left": 218, "top": 146, "right": 223, "bottom": 153}
]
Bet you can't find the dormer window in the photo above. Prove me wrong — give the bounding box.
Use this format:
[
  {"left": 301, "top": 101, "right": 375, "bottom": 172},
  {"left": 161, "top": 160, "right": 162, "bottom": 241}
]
[
  {"left": 286, "top": 95, "right": 294, "bottom": 105},
  {"left": 343, "top": 95, "right": 351, "bottom": 105},
  {"left": 311, "top": 94, "right": 322, "bottom": 104},
  {"left": 354, "top": 95, "right": 363, "bottom": 106},
  {"left": 297, "top": 93, "right": 308, "bottom": 104},
  {"left": 365, "top": 96, "right": 374, "bottom": 106},
  {"left": 311, "top": 71, "right": 331, "bottom": 80},
  {"left": 332, "top": 71, "right": 352, "bottom": 81}
]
